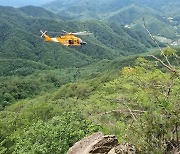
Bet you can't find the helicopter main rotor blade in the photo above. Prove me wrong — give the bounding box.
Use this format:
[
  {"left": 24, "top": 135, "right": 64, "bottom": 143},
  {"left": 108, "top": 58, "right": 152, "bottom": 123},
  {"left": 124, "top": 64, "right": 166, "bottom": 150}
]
[
  {"left": 71, "top": 31, "right": 92, "bottom": 36},
  {"left": 47, "top": 31, "right": 65, "bottom": 35},
  {"left": 41, "top": 30, "right": 92, "bottom": 36}
]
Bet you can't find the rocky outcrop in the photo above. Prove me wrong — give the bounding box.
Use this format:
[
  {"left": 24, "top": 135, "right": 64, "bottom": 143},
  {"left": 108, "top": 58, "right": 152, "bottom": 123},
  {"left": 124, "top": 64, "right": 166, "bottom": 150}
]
[
  {"left": 108, "top": 143, "right": 137, "bottom": 154},
  {"left": 67, "top": 132, "right": 137, "bottom": 154}
]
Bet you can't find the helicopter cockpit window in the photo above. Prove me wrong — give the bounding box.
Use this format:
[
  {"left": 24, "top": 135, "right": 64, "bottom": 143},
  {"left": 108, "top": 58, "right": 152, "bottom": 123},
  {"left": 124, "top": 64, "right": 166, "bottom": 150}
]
[{"left": 69, "top": 40, "right": 74, "bottom": 44}]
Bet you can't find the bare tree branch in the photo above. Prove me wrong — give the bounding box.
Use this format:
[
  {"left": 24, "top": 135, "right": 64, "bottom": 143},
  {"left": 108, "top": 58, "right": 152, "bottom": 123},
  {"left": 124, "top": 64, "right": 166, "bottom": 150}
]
[
  {"left": 148, "top": 55, "right": 176, "bottom": 72},
  {"left": 124, "top": 104, "right": 138, "bottom": 121},
  {"left": 166, "top": 82, "right": 173, "bottom": 100},
  {"left": 98, "top": 109, "right": 146, "bottom": 116},
  {"left": 142, "top": 18, "right": 174, "bottom": 68}
]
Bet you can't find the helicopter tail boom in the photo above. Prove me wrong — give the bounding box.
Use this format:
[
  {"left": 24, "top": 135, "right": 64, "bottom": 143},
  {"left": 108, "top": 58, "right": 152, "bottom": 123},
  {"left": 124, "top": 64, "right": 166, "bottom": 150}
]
[{"left": 40, "top": 30, "right": 58, "bottom": 42}]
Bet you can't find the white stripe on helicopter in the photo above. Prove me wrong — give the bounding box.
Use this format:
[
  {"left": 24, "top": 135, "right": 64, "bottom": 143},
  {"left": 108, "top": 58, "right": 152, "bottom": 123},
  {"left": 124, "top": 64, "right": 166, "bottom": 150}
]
[{"left": 51, "top": 38, "right": 59, "bottom": 42}]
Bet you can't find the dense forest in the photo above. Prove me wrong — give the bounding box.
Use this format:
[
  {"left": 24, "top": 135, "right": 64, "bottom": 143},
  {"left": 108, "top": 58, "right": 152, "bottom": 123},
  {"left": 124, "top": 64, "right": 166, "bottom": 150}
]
[
  {"left": 44, "top": 0, "right": 180, "bottom": 39},
  {"left": 0, "top": 1, "right": 180, "bottom": 153},
  {"left": 1, "top": 48, "right": 180, "bottom": 153}
]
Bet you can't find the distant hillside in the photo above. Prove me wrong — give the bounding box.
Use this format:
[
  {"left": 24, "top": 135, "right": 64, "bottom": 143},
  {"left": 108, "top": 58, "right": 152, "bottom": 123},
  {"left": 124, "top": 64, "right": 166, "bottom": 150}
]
[
  {"left": 43, "top": 0, "right": 180, "bottom": 39},
  {"left": 43, "top": 0, "right": 139, "bottom": 16},
  {"left": 0, "top": 6, "right": 90, "bottom": 75},
  {"left": 0, "top": 5, "right": 156, "bottom": 76},
  {"left": 19, "top": 6, "right": 62, "bottom": 20},
  {"left": 0, "top": 0, "right": 54, "bottom": 7},
  {"left": 44, "top": 0, "right": 180, "bottom": 16},
  {"left": 106, "top": 4, "right": 178, "bottom": 39}
]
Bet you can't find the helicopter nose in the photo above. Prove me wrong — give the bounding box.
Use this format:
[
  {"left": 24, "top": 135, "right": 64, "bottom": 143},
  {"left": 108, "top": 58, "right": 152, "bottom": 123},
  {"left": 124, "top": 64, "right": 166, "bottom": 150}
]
[{"left": 80, "top": 41, "right": 87, "bottom": 45}]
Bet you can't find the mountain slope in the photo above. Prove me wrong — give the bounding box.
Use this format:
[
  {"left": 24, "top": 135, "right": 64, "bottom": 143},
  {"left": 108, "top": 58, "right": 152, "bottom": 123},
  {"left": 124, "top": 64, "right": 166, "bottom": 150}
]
[
  {"left": 0, "top": 5, "right": 155, "bottom": 75},
  {"left": 106, "top": 4, "right": 178, "bottom": 39},
  {"left": 19, "top": 5, "right": 62, "bottom": 20},
  {"left": 0, "top": 0, "right": 54, "bottom": 7},
  {"left": 0, "top": 4, "right": 179, "bottom": 153},
  {"left": 0, "top": 5, "right": 157, "bottom": 108},
  {"left": 1, "top": 49, "right": 179, "bottom": 152},
  {"left": 43, "top": 0, "right": 180, "bottom": 18},
  {"left": 43, "top": 0, "right": 180, "bottom": 39}
]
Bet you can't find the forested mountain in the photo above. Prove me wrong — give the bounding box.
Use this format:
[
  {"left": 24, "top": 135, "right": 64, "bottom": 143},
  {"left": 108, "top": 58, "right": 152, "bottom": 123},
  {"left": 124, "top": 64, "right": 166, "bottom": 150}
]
[
  {"left": 0, "top": 5, "right": 156, "bottom": 76},
  {"left": 44, "top": 0, "right": 180, "bottom": 18},
  {"left": 44, "top": 0, "right": 180, "bottom": 39},
  {"left": 0, "top": 2, "right": 180, "bottom": 154},
  {"left": 19, "top": 6, "right": 62, "bottom": 19},
  {"left": 0, "top": 5, "right": 158, "bottom": 107},
  {"left": 1, "top": 51, "right": 180, "bottom": 153},
  {"left": 0, "top": 0, "right": 54, "bottom": 7}
]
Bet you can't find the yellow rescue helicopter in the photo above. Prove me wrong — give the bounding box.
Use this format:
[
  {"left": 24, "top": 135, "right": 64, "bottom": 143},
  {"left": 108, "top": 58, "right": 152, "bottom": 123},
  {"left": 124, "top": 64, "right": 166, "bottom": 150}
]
[{"left": 40, "top": 30, "right": 92, "bottom": 46}]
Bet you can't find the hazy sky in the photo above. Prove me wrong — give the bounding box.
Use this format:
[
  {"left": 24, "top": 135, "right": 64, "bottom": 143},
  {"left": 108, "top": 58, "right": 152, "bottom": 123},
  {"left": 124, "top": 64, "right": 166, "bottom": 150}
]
[{"left": 0, "top": 0, "right": 55, "bottom": 7}]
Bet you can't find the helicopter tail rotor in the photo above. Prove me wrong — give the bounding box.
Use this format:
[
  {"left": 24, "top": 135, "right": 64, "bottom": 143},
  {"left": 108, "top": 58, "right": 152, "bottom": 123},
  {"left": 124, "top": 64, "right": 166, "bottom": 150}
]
[{"left": 40, "top": 30, "right": 47, "bottom": 37}]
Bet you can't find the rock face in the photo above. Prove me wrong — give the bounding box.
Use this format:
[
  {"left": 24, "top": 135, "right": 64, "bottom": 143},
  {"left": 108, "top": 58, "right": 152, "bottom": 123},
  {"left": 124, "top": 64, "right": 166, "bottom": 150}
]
[
  {"left": 108, "top": 143, "right": 137, "bottom": 154},
  {"left": 67, "top": 132, "right": 137, "bottom": 154}
]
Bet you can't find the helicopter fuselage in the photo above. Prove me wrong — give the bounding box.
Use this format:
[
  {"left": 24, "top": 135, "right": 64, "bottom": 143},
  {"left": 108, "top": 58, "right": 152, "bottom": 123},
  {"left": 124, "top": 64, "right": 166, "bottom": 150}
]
[{"left": 44, "top": 33, "right": 87, "bottom": 46}]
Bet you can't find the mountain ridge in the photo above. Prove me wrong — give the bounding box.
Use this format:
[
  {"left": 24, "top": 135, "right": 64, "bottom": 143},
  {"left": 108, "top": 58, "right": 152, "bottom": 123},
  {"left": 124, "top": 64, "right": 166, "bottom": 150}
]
[{"left": 43, "top": 0, "right": 180, "bottom": 39}]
